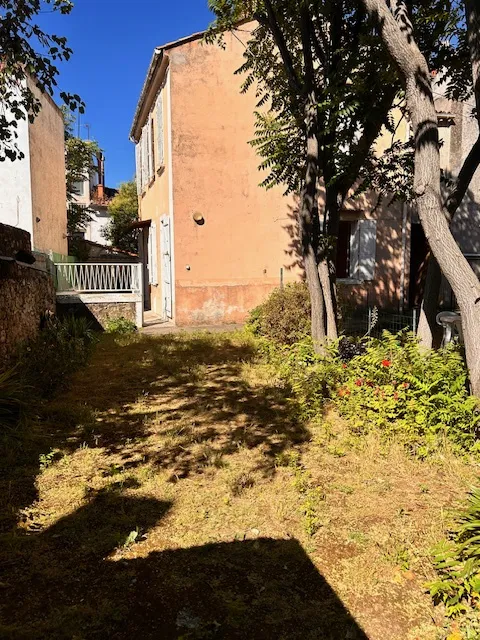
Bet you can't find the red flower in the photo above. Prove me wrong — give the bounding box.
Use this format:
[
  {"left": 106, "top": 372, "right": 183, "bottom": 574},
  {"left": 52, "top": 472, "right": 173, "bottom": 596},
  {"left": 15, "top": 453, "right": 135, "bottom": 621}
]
[
  {"left": 394, "top": 391, "right": 399, "bottom": 401},
  {"left": 355, "top": 379, "right": 362, "bottom": 386},
  {"left": 342, "top": 364, "right": 347, "bottom": 369},
  {"left": 402, "top": 382, "right": 410, "bottom": 389},
  {"left": 366, "top": 380, "right": 374, "bottom": 387},
  {"left": 381, "top": 359, "right": 391, "bottom": 367}
]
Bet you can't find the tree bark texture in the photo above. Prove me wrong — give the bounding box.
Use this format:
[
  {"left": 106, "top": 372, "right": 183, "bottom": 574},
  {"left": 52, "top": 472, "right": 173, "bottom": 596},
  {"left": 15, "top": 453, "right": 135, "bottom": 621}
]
[
  {"left": 363, "top": 0, "right": 480, "bottom": 396},
  {"left": 417, "top": 0, "right": 480, "bottom": 347}
]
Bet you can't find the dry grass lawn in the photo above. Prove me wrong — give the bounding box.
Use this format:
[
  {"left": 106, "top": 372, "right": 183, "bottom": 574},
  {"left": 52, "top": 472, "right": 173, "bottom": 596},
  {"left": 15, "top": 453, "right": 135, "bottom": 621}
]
[{"left": 0, "top": 330, "right": 478, "bottom": 639}]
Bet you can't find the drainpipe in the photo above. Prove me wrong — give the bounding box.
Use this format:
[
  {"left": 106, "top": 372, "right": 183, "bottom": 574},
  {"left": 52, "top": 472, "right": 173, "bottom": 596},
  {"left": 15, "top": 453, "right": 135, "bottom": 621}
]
[{"left": 399, "top": 203, "right": 408, "bottom": 313}]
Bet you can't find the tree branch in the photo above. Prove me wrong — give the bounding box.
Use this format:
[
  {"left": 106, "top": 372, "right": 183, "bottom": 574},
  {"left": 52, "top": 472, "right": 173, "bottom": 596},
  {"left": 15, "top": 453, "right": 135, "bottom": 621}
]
[
  {"left": 260, "top": 0, "right": 304, "bottom": 95},
  {"left": 443, "top": 0, "right": 480, "bottom": 218},
  {"left": 339, "top": 84, "right": 398, "bottom": 199}
]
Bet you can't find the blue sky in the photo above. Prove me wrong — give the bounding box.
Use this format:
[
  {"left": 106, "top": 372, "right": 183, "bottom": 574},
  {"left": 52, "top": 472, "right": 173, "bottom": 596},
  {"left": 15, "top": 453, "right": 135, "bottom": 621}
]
[{"left": 40, "top": 0, "right": 213, "bottom": 188}]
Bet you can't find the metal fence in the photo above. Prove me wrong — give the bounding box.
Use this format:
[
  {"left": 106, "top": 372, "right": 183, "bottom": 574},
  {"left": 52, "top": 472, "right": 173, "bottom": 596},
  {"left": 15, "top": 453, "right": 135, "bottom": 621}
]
[
  {"left": 341, "top": 307, "right": 418, "bottom": 338},
  {"left": 54, "top": 262, "right": 142, "bottom": 293}
]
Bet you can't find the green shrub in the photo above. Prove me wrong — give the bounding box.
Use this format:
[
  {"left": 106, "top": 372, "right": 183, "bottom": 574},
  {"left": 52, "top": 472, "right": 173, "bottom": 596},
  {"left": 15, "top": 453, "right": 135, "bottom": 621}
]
[
  {"left": 0, "top": 367, "right": 27, "bottom": 431},
  {"left": 104, "top": 316, "right": 137, "bottom": 335},
  {"left": 17, "top": 314, "right": 96, "bottom": 399},
  {"left": 272, "top": 337, "right": 341, "bottom": 418},
  {"left": 259, "top": 329, "right": 479, "bottom": 455},
  {"left": 246, "top": 283, "right": 311, "bottom": 345},
  {"left": 428, "top": 486, "right": 480, "bottom": 617},
  {"left": 333, "top": 331, "right": 479, "bottom": 456}
]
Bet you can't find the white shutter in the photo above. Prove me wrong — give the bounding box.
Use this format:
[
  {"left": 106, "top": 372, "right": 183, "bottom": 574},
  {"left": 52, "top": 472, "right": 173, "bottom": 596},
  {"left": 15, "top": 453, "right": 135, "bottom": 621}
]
[
  {"left": 156, "top": 92, "right": 164, "bottom": 166},
  {"left": 147, "top": 119, "right": 153, "bottom": 180},
  {"left": 141, "top": 125, "right": 148, "bottom": 190},
  {"left": 147, "top": 221, "right": 158, "bottom": 285},
  {"left": 135, "top": 142, "right": 142, "bottom": 195},
  {"left": 355, "top": 219, "right": 377, "bottom": 280}
]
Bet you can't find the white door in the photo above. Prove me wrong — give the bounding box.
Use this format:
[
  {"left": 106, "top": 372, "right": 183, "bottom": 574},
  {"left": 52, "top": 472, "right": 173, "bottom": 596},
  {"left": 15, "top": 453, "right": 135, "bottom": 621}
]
[{"left": 160, "top": 216, "right": 173, "bottom": 319}]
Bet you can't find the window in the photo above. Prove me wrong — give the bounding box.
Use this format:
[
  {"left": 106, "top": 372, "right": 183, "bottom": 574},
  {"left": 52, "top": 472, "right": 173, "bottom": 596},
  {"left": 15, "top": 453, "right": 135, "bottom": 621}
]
[
  {"left": 156, "top": 91, "right": 164, "bottom": 168},
  {"left": 336, "top": 221, "right": 352, "bottom": 279},
  {"left": 336, "top": 218, "right": 377, "bottom": 281},
  {"left": 72, "top": 180, "right": 85, "bottom": 197}
]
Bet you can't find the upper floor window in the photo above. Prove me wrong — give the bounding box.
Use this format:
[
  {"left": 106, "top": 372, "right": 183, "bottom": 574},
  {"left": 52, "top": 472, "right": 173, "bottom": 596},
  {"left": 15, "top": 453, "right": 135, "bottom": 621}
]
[
  {"left": 135, "top": 87, "right": 166, "bottom": 196},
  {"left": 72, "top": 180, "right": 85, "bottom": 197}
]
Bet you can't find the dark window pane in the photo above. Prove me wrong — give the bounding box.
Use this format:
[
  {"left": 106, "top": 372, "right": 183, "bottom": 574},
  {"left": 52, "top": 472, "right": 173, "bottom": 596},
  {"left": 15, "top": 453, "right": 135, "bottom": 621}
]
[{"left": 336, "top": 220, "right": 352, "bottom": 279}]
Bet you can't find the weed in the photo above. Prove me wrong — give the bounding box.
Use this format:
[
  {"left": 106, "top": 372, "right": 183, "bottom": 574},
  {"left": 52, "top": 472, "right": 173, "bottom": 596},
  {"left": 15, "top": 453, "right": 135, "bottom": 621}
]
[
  {"left": 302, "top": 488, "right": 324, "bottom": 536},
  {"left": 335, "top": 484, "right": 355, "bottom": 495},
  {"left": 39, "top": 449, "right": 59, "bottom": 471},
  {"left": 105, "top": 463, "right": 124, "bottom": 477},
  {"left": 0, "top": 367, "right": 27, "bottom": 431},
  {"left": 122, "top": 528, "right": 139, "bottom": 548},
  {"left": 105, "top": 317, "right": 137, "bottom": 335},
  {"left": 348, "top": 530, "right": 369, "bottom": 545},
  {"left": 229, "top": 472, "right": 255, "bottom": 496},
  {"left": 275, "top": 449, "right": 301, "bottom": 469},
  {"left": 384, "top": 546, "right": 410, "bottom": 570},
  {"left": 428, "top": 486, "right": 480, "bottom": 617}
]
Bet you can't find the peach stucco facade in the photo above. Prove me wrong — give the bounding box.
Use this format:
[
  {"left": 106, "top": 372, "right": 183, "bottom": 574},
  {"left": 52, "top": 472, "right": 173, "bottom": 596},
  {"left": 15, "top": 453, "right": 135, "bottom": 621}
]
[
  {"left": 131, "top": 26, "right": 410, "bottom": 325},
  {"left": 28, "top": 79, "right": 68, "bottom": 256}
]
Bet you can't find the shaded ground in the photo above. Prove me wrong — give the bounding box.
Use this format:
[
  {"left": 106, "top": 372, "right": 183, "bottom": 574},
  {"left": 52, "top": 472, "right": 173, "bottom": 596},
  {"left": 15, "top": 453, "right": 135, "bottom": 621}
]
[{"left": 0, "top": 331, "right": 477, "bottom": 639}]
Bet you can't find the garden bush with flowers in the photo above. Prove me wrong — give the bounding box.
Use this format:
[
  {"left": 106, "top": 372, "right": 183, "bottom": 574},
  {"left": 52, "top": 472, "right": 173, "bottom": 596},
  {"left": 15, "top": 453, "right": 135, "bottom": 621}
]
[
  {"left": 333, "top": 331, "right": 480, "bottom": 456},
  {"left": 260, "top": 329, "right": 480, "bottom": 456}
]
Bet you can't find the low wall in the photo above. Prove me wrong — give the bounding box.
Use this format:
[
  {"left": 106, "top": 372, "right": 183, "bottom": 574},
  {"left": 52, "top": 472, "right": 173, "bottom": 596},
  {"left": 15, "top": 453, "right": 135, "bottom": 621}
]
[
  {"left": 56, "top": 293, "right": 141, "bottom": 329},
  {"left": 0, "top": 223, "right": 55, "bottom": 364}
]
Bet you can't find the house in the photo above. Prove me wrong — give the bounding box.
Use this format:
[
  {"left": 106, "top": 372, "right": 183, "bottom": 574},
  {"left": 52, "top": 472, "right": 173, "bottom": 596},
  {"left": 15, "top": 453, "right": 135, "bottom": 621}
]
[
  {"left": 70, "top": 150, "right": 118, "bottom": 246},
  {"left": 0, "top": 78, "right": 67, "bottom": 256},
  {"left": 130, "top": 25, "right": 479, "bottom": 326}
]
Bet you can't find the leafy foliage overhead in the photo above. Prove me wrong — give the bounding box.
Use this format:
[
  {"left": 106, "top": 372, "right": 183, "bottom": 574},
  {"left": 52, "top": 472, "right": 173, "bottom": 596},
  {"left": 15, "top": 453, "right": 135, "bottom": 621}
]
[
  {"left": 0, "top": 0, "right": 84, "bottom": 162},
  {"left": 206, "top": 1, "right": 472, "bottom": 204}
]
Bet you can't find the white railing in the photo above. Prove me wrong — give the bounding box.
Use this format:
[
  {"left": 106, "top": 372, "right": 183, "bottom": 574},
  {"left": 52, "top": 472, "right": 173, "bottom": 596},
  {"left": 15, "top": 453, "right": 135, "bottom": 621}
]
[{"left": 55, "top": 263, "right": 142, "bottom": 293}]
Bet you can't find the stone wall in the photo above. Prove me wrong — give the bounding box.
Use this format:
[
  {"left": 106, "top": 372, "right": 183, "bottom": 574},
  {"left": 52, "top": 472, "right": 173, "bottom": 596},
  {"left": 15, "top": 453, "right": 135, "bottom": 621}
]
[
  {"left": 0, "top": 223, "right": 55, "bottom": 364},
  {"left": 57, "top": 299, "right": 136, "bottom": 330}
]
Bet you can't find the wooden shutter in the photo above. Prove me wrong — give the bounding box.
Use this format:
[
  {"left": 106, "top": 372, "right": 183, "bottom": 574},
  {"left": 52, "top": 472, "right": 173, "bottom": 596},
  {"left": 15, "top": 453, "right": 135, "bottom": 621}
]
[
  {"left": 147, "top": 119, "right": 153, "bottom": 180},
  {"left": 135, "top": 142, "right": 142, "bottom": 195},
  {"left": 354, "top": 220, "right": 377, "bottom": 280},
  {"left": 147, "top": 221, "right": 158, "bottom": 285},
  {"left": 141, "top": 125, "right": 148, "bottom": 190},
  {"left": 156, "top": 92, "right": 164, "bottom": 167}
]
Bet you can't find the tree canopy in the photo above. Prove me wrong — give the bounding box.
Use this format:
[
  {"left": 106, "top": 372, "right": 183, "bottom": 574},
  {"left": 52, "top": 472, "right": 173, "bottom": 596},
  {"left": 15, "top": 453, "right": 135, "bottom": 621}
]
[
  {"left": 102, "top": 181, "right": 139, "bottom": 253},
  {"left": 0, "top": 0, "right": 83, "bottom": 162}
]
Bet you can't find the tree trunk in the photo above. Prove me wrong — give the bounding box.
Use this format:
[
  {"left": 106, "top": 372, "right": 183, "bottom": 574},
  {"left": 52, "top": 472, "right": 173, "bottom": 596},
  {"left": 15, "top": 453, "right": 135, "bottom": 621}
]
[
  {"left": 363, "top": 0, "right": 480, "bottom": 396},
  {"left": 318, "top": 258, "right": 337, "bottom": 340},
  {"left": 416, "top": 255, "right": 443, "bottom": 348},
  {"left": 417, "top": 0, "right": 480, "bottom": 348},
  {"left": 298, "top": 88, "right": 326, "bottom": 352},
  {"left": 298, "top": 3, "right": 327, "bottom": 353}
]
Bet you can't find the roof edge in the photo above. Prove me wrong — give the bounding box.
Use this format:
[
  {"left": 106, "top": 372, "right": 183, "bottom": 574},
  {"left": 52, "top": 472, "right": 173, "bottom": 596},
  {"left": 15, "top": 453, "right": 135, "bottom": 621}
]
[
  {"left": 129, "top": 19, "right": 253, "bottom": 142},
  {"left": 129, "top": 47, "right": 164, "bottom": 142}
]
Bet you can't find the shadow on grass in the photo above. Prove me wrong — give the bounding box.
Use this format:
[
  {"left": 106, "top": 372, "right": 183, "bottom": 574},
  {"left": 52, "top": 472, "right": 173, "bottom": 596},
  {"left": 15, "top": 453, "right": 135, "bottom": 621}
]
[
  {"left": 1, "top": 332, "right": 307, "bottom": 527},
  {"left": 43, "top": 332, "right": 309, "bottom": 479},
  {"left": 1, "top": 489, "right": 368, "bottom": 639}
]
